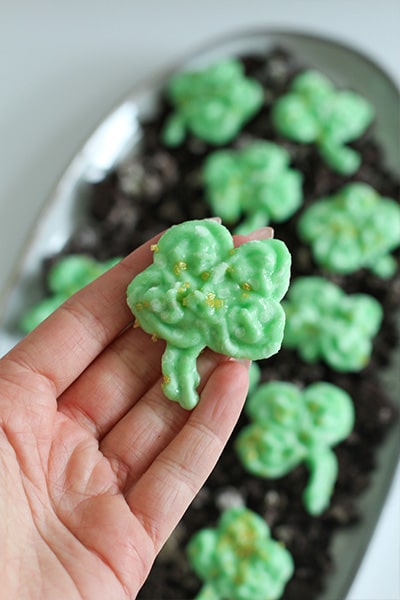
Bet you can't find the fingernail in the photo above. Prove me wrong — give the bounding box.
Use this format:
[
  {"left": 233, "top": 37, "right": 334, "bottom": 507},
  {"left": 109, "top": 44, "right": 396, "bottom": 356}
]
[
  {"left": 230, "top": 357, "right": 252, "bottom": 369},
  {"left": 246, "top": 226, "right": 274, "bottom": 241},
  {"left": 206, "top": 216, "right": 222, "bottom": 223}
]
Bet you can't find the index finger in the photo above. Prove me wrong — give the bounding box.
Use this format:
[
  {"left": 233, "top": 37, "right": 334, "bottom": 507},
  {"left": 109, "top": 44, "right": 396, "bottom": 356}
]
[{"left": 3, "top": 233, "right": 162, "bottom": 397}]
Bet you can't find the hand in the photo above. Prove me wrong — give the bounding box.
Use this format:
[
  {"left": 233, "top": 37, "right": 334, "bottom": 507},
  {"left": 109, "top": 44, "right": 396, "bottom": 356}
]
[{"left": 0, "top": 225, "right": 273, "bottom": 600}]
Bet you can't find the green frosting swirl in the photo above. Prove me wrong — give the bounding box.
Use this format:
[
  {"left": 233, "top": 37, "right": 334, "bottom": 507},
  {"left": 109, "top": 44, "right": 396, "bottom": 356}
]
[
  {"left": 203, "top": 141, "right": 303, "bottom": 234},
  {"left": 187, "top": 507, "right": 294, "bottom": 600},
  {"left": 282, "top": 276, "right": 382, "bottom": 371},
  {"left": 235, "top": 381, "right": 354, "bottom": 515},
  {"left": 162, "top": 59, "right": 263, "bottom": 146},
  {"left": 126, "top": 219, "right": 291, "bottom": 409},
  {"left": 298, "top": 182, "right": 400, "bottom": 277},
  {"left": 20, "top": 255, "right": 121, "bottom": 333},
  {"left": 272, "top": 70, "right": 374, "bottom": 174}
]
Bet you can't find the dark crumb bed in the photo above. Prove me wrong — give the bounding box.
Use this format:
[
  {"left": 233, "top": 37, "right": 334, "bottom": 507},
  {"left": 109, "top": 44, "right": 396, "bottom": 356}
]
[
  {"left": 43, "top": 47, "right": 399, "bottom": 599},
  {"left": 137, "top": 372, "right": 397, "bottom": 600}
]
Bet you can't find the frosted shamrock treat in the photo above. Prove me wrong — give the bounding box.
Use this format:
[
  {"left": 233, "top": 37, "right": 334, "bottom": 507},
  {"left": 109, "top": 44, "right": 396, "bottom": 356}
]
[
  {"left": 272, "top": 70, "right": 374, "bottom": 175},
  {"left": 282, "top": 277, "right": 382, "bottom": 371},
  {"left": 126, "top": 219, "right": 291, "bottom": 409},
  {"left": 187, "top": 507, "right": 294, "bottom": 600},
  {"left": 20, "top": 255, "right": 120, "bottom": 333},
  {"left": 162, "top": 59, "right": 263, "bottom": 146},
  {"left": 203, "top": 141, "right": 303, "bottom": 234},
  {"left": 235, "top": 381, "right": 354, "bottom": 515},
  {"left": 298, "top": 182, "right": 400, "bottom": 278}
]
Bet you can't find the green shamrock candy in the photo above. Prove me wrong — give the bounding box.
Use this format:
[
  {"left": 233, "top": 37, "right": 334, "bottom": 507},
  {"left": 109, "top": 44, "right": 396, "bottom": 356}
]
[
  {"left": 203, "top": 141, "right": 303, "bottom": 234},
  {"left": 282, "top": 276, "right": 382, "bottom": 371},
  {"left": 298, "top": 182, "right": 400, "bottom": 277},
  {"left": 272, "top": 70, "right": 374, "bottom": 175},
  {"left": 187, "top": 507, "right": 294, "bottom": 600},
  {"left": 20, "top": 255, "right": 121, "bottom": 333},
  {"left": 162, "top": 59, "right": 264, "bottom": 146},
  {"left": 235, "top": 381, "right": 354, "bottom": 515},
  {"left": 126, "top": 219, "right": 291, "bottom": 409}
]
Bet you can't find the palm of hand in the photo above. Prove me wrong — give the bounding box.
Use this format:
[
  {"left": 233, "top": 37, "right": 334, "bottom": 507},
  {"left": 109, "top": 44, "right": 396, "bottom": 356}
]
[{"left": 0, "top": 233, "right": 250, "bottom": 600}]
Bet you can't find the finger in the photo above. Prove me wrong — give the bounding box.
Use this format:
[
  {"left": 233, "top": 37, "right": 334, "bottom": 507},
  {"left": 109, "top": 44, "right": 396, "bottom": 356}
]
[
  {"left": 3, "top": 233, "right": 162, "bottom": 397},
  {"left": 99, "top": 349, "right": 231, "bottom": 486},
  {"left": 57, "top": 325, "right": 165, "bottom": 439},
  {"left": 125, "top": 359, "right": 250, "bottom": 553}
]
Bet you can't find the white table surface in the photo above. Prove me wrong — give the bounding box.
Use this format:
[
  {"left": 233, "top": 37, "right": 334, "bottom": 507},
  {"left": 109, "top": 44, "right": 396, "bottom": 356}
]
[{"left": 1, "top": 1, "right": 399, "bottom": 598}]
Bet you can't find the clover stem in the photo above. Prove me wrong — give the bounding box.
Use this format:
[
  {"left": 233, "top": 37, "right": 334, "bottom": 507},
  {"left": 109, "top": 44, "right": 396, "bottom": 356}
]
[
  {"left": 319, "top": 141, "right": 360, "bottom": 175},
  {"left": 161, "top": 344, "right": 203, "bottom": 410},
  {"left": 162, "top": 112, "right": 186, "bottom": 146},
  {"left": 303, "top": 448, "right": 338, "bottom": 515},
  {"left": 195, "top": 583, "right": 220, "bottom": 600},
  {"left": 234, "top": 211, "right": 270, "bottom": 235},
  {"left": 370, "top": 254, "right": 397, "bottom": 279}
]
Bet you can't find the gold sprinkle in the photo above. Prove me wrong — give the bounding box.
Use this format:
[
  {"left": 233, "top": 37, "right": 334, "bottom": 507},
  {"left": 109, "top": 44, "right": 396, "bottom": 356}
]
[
  {"left": 173, "top": 261, "right": 188, "bottom": 275},
  {"left": 229, "top": 248, "right": 236, "bottom": 256},
  {"left": 241, "top": 282, "right": 252, "bottom": 291},
  {"left": 162, "top": 375, "right": 171, "bottom": 387},
  {"left": 150, "top": 244, "right": 159, "bottom": 252},
  {"left": 151, "top": 333, "right": 158, "bottom": 342},
  {"left": 205, "top": 292, "right": 224, "bottom": 309},
  {"left": 135, "top": 302, "right": 143, "bottom": 311},
  {"left": 178, "top": 281, "right": 191, "bottom": 294},
  {"left": 133, "top": 319, "right": 140, "bottom": 328},
  {"left": 201, "top": 271, "right": 210, "bottom": 280},
  {"left": 206, "top": 292, "right": 216, "bottom": 307}
]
